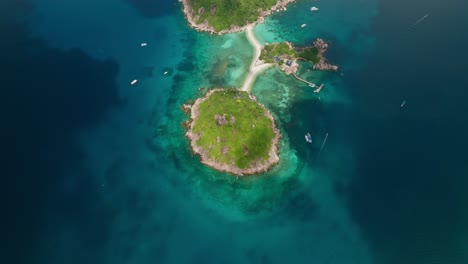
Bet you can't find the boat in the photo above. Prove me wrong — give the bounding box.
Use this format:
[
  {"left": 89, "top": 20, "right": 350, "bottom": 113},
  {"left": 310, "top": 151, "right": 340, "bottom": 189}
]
[
  {"left": 305, "top": 133, "right": 312, "bottom": 143},
  {"left": 310, "top": 7, "right": 319, "bottom": 12},
  {"left": 400, "top": 100, "right": 406, "bottom": 108},
  {"left": 301, "top": 24, "right": 307, "bottom": 28},
  {"left": 130, "top": 79, "right": 138, "bottom": 85},
  {"left": 164, "top": 71, "right": 168, "bottom": 75},
  {"left": 140, "top": 42, "right": 148, "bottom": 47}
]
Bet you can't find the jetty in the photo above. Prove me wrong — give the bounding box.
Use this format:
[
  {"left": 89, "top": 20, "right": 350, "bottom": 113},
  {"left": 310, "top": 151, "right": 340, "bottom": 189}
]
[
  {"left": 313, "top": 84, "right": 324, "bottom": 93},
  {"left": 292, "top": 73, "right": 324, "bottom": 91}
]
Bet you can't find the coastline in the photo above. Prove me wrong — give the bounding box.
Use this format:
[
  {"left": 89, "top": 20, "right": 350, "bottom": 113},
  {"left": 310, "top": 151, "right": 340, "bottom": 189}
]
[
  {"left": 240, "top": 25, "right": 274, "bottom": 92},
  {"left": 179, "top": 2, "right": 291, "bottom": 176},
  {"left": 178, "top": 0, "right": 296, "bottom": 35},
  {"left": 185, "top": 89, "right": 282, "bottom": 176},
  {"left": 313, "top": 39, "right": 338, "bottom": 71},
  {"left": 240, "top": 63, "right": 273, "bottom": 92}
]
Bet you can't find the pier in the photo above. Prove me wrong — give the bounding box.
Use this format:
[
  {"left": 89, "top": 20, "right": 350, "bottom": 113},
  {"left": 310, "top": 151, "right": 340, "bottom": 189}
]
[
  {"left": 292, "top": 73, "right": 324, "bottom": 92},
  {"left": 313, "top": 83, "right": 324, "bottom": 93}
]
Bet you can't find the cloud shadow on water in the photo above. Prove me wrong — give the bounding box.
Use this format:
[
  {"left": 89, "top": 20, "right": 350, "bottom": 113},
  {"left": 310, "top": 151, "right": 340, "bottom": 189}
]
[{"left": 0, "top": 4, "right": 124, "bottom": 264}]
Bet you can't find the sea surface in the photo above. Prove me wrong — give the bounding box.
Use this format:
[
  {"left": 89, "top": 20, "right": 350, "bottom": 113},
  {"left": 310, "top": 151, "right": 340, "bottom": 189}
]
[{"left": 2, "top": 0, "right": 468, "bottom": 263}]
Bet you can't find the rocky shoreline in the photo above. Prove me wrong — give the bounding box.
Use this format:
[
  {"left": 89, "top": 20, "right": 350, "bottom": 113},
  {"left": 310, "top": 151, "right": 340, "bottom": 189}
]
[
  {"left": 313, "top": 38, "right": 338, "bottom": 71},
  {"left": 178, "top": 0, "right": 296, "bottom": 35},
  {"left": 184, "top": 89, "right": 282, "bottom": 176}
]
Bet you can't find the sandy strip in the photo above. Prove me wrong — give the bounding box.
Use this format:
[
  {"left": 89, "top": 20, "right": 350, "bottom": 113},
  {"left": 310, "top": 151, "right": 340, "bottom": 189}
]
[
  {"left": 246, "top": 25, "right": 262, "bottom": 68},
  {"left": 240, "top": 63, "right": 273, "bottom": 92},
  {"left": 240, "top": 25, "right": 273, "bottom": 92}
]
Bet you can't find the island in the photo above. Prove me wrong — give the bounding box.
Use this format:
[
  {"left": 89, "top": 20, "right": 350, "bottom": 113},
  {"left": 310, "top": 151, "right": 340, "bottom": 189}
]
[
  {"left": 258, "top": 38, "right": 338, "bottom": 91},
  {"left": 179, "top": 0, "right": 296, "bottom": 34},
  {"left": 184, "top": 89, "right": 281, "bottom": 176},
  {"left": 260, "top": 39, "right": 338, "bottom": 73},
  {"left": 180, "top": 3, "right": 338, "bottom": 176}
]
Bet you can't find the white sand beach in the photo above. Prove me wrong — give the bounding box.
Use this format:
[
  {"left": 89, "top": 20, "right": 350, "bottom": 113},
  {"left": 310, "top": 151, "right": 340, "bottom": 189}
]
[{"left": 240, "top": 25, "right": 273, "bottom": 92}]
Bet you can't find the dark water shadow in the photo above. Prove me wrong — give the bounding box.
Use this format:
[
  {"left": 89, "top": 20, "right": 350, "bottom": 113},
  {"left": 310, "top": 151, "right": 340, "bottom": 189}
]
[{"left": 0, "top": 2, "right": 124, "bottom": 263}]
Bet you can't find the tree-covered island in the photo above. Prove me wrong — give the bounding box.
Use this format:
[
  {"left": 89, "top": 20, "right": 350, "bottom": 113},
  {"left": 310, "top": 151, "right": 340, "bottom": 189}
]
[
  {"left": 259, "top": 39, "right": 338, "bottom": 75},
  {"left": 184, "top": 89, "right": 281, "bottom": 176},
  {"left": 179, "top": 0, "right": 296, "bottom": 34}
]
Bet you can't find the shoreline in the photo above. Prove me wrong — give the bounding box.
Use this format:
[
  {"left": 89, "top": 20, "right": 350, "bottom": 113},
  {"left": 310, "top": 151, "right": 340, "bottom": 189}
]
[
  {"left": 240, "top": 25, "right": 274, "bottom": 92},
  {"left": 313, "top": 39, "right": 339, "bottom": 71},
  {"left": 185, "top": 89, "right": 281, "bottom": 176},
  {"left": 178, "top": 0, "right": 296, "bottom": 35},
  {"left": 180, "top": 2, "right": 288, "bottom": 176}
]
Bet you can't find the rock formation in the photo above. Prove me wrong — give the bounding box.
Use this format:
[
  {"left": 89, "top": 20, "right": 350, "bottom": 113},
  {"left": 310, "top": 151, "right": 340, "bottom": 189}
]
[{"left": 313, "top": 38, "right": 338, "bottom": 71}]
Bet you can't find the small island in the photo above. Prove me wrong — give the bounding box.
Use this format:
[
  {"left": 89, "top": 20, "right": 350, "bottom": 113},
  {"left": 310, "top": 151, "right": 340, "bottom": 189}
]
[
  {"left": 258, "top": 38, "right": 338, "bottom": 92},
  {"left": 260, "top": 38, "right": 338, "bottom": 75},
  {"left": 179, "top": 0, "right": 296, "bottom": 34},
  {"left": 184, "top": 89, "right": 281, "bottom": 176}
]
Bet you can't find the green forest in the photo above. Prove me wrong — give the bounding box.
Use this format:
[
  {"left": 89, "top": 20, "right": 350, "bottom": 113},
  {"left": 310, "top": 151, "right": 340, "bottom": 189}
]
[{"left": 188, "top": 0, "right": 278, "bottom": 31}]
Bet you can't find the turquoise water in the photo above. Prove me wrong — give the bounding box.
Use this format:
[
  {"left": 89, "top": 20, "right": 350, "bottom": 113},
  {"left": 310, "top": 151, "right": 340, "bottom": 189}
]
[{"left": 2, "top": 0, "right": 468, "bottom": 263}]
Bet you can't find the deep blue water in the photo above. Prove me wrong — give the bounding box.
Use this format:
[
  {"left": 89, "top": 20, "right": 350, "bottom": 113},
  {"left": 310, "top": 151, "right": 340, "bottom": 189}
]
[
  {"left": 1, "top": 0, "right": 468, "bottom": 264},
  {"left": 345, "top": 1, "right": 468, "bottom": 263}
]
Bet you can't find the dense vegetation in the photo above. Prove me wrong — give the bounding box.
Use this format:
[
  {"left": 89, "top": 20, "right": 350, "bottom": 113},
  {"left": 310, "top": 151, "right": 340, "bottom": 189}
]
[
  {"left": 192, "top": 89, "right": 275, "bottom": 169},
  {"left": 188, "top": 0, "right": 278, "bottom": 32},
  {"left": 259, "top": 42, "right": 320, "bottom": 65},
  {"left": 297, "top": 46, "right": 319, "bottom": 64},
  {"left": 259, "top": 42, "right": 296, "bottom": 63}
]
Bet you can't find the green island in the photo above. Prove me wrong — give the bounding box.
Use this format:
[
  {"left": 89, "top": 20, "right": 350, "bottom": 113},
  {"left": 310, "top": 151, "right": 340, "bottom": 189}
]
[
  {"left": 260, "top": 42, "right": 319, "bottom": 64},
  {"left": 259, "top": 39, "right": 338, "bottom": 77},
  {"left": 191, "top": 0, "right": 276, "bottom": 32},
  {"left": 180, "top": 0, "right": 295, "bottom": 34},
  {"left": 184, "top": 89, "right": 281, "bottom": 176}
]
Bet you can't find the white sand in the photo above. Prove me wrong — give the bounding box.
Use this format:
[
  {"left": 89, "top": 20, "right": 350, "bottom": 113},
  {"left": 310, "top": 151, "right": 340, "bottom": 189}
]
[
  {"left": 240, "top": 25, "right": 273, "bottom": 92},
  {"left": 240, "top": 63, "right": 274, "bottom": 92}
]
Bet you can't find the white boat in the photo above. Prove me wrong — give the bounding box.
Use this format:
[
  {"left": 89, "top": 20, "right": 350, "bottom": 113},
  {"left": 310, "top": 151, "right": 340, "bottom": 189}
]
[
  {"left": 305, "top": 133, "right": 312, "bottom": 143},
  {"left": 400, "top": 100, "right": 406, "bottom": 108},
  {"left": 140, "top": 42, "right": 148, "bottom": 47},
  {"left": 310, "top": 7, "right": 319, "bottom": 12},
  {"left": 301, "top": 24, "right": 307, "bottom": 28},
  {"left": 164, "top": 71, "right": 168, "bottom": 75},
  {"left": 130, "top": 79, "right": 138, "bottom": 85}
]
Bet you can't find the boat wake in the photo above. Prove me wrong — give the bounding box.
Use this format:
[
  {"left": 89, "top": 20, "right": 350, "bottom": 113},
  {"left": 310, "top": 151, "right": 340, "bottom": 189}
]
[{"left": 410, "top": 13, "right": 430, "bottom": 29}]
